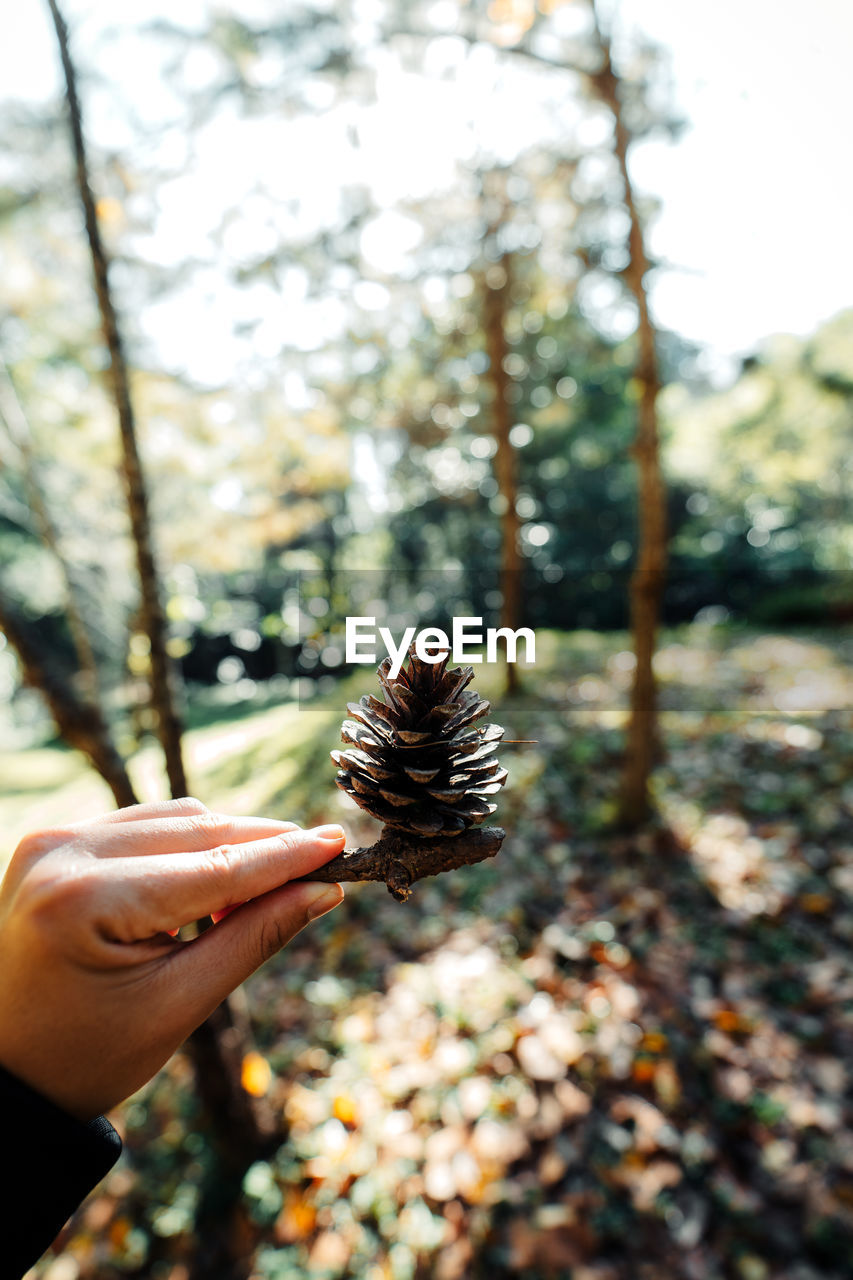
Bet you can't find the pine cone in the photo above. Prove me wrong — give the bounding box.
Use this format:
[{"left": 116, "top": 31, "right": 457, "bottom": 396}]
[{"left": 331, "top": 646, "right": 508, "bottom": 837}]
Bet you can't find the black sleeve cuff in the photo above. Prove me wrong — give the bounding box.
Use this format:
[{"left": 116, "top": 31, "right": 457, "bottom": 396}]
[{"left": 0, "top": 1063, "right": 123, "bottom": 1277}]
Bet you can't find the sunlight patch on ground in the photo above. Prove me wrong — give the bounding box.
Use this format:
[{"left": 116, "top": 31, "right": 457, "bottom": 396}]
[
  {"left": 0, "top": 699, "right": 318, "bottom": 870},
  {"left": 0, "top": 746, "right": 86, "bottom": 796},
  {"left": 0, "top": 759, "right": 115, "bottom": 871},
  {"left": 208, "top": 756, "right": 301, "bottom": 819},
  {"left": 726, "top": 634, "right": 853, "bottom": 716},
  {"left": 659, "top": 795, "right": 799, "bottom": 918},
  {"left": 191, "top": 726, "right": 254, "bottom": 767}
]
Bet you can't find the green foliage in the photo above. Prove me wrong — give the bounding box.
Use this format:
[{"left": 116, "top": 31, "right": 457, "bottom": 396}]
[
  {"left": 665, "top": 311, "right": 853, "bottom": 622},
  {"left": 1, "top": 0, "right": 846, "bottom": 716}
]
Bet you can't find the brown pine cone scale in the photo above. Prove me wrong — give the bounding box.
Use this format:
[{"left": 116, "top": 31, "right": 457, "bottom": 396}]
[{"left": 332, "top": 646, "right": 508, "bottom": 837}]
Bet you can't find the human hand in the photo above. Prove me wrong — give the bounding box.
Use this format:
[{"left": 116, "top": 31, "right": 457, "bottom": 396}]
[{"left": 0, "top": 798, "right": 345, "bottom": 1121}]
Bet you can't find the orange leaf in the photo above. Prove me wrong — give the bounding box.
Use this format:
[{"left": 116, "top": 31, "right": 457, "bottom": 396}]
[
  {"left": 276, "top": 1191, "right": 317, "bottom": 1243},
  {"left": 108, "top": 1217, "right": 131, "bottom": 1249},
  {"left": 241, "top": 1051, "right": 272, "bottom": 1097},
  {"left": 333, "top": 1094, "right": 359, "bottom": 1127}
]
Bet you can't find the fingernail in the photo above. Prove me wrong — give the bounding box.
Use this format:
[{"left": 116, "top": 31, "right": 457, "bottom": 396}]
[
  {"left": 311, "top": 824, "right": 346, "bottom": 843},
  {"left": 305, "top": 883, "right": 344, "bottom": 920}
]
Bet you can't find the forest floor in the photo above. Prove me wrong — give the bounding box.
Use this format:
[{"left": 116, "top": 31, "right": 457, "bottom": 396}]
[{"left": 7, "top": 623, "right": 853, "bottom": 1280}]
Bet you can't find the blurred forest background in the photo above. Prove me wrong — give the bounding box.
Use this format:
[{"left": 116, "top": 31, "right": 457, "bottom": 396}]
[{"left": 1, "top": 1, "right": 852, "bottom": 1278}]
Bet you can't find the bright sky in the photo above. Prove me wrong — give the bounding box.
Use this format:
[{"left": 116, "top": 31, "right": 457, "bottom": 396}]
[
  {"left": 619, "top": 0, "right": 853, "bottom": 359},
  {"left": 2, "top": 0, "right": 852, "bottom": 378}
]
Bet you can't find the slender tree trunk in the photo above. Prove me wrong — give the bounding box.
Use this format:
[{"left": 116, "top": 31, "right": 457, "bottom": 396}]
[
  {"left": 47, "top": 0, "right": 188, "bottom": 800},
  {"left": 590, "top": 11, "right": 668, "bottom": 826},
  {"left": 483, "top": 244, "right": 523, "bottom": 695},
  {"left": 0, "top": 360, "right": 101, "bottom": 703},
  {"left": 187, "top": 995, "right": 278, "bottom": 1280},
  {"left": 0, "top": 592, "right": 138, "bottom": 807},
  {"left": 46, "top": 11, "right": 273, "bottom": 1278}
]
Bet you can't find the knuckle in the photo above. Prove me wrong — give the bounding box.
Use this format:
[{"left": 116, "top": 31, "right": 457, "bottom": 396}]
[
  {"left": 173, "top": 811, "right": 229, "bottom": 850},
  {"left": 203, "top": 843, "right": 234, "bottom": 886},
  {"left": 172, "top": 796, "right": 209, "bottom": 816},
  {"left": 257, "top": 916, "right": 287, "bottom": 963},
  {"left": 5, "top": 830, "right": 78, "bottom": 901},
  {"left": 191, "top": 811, "right": 233, "bottom": 842},
  {"left": 12, "top": 827, "right": 74, "bottom": 866},
  {"left": 19, "top": 859, "right": 97, "bottom": 927},
  {"left": 275, "top": 829, "right": 302, "bottom": 856}
]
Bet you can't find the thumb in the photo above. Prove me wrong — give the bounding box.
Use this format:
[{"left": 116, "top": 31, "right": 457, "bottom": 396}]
[{"left": 165, "top": 880, "right": 344, "bottom": 1025}]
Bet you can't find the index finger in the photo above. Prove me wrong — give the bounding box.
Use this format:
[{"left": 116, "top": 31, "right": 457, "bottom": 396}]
[
  {"left": 92, "top": 824, "right": 346, "bottom": 940},
  {"left": 67, "top": 797, "right": 212, "bottom": 828},
  {"left": 83, "top": 814, "right": 301, "bottom": 859}
]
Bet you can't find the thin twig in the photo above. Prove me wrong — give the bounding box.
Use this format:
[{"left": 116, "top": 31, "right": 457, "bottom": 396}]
[
  {"left": 47, "top": 0, "right": 189, "bottom": 800},
  {"left": 297, "top": 825, "right": 506, "bottom": 902}
]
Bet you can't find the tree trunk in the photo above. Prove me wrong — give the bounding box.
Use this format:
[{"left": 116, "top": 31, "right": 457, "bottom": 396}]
[
  {"left": 0, "top": 592, "right": 138, "bottom": 808},
  {"left": 483, "top": 243, "right": 523, "bottom": 695},
  {"left": 590, "top": 12, "right": 668, "bottom": 827},
  {"left": 47, "top": 0, "right": 188, "bottom": 801},
  {"left": 46, "top": 9, "right": 273, "bottom": 1277},
  {"left": 185, "top": 998, "right": 278, "bottom": 1280}
]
